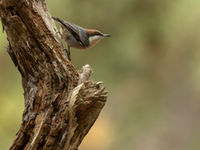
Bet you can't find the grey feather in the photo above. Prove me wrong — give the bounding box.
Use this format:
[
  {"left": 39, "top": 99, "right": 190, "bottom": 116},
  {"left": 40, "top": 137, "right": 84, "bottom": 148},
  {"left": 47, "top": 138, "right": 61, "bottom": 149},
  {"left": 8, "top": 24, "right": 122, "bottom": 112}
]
[{"left": 53, "top": 17, "right": 89, "bottom": 47}]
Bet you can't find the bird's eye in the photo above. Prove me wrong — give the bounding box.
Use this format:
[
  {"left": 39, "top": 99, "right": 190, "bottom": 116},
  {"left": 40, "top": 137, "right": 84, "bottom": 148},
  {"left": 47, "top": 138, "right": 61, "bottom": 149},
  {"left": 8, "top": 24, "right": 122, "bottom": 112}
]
[{"left": 95, "top": 32, "right": 101, "bottom": 36}]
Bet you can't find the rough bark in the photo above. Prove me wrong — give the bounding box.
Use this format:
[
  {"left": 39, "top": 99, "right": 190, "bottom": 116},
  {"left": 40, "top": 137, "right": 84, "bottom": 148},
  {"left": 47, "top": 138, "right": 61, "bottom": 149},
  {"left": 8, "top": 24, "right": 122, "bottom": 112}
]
[{"left": 0, "top": 0, "right": 107, "bottom": 149}]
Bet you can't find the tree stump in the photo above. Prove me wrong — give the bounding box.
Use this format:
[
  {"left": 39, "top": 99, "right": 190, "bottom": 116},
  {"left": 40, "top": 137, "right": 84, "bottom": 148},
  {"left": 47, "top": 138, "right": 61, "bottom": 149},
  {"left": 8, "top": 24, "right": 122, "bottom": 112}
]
[{"left": 0, "top": 0, "right": 107, "bottom": 149}]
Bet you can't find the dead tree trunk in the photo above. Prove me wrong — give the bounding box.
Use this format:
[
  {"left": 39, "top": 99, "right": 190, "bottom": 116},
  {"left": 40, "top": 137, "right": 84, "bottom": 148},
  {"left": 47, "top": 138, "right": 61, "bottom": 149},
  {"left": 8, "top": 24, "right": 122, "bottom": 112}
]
[{"left": 0, "top": 0, "right": 107, "bottom": 149}]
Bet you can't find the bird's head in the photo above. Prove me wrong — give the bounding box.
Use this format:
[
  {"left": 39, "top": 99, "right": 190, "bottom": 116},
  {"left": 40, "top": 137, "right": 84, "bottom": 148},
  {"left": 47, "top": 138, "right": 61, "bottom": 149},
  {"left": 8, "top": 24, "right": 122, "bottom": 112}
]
[{"left": 86, "top": 29, "right": 110, "bottom": 47}]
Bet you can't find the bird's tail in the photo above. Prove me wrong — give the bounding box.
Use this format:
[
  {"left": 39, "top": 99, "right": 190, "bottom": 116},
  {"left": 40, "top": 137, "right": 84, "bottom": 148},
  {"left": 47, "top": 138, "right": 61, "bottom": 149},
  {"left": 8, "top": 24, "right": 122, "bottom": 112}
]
[
  {"left": 52, "top": 17, "right": 65, "bottom": 26},
  {"left": 52, "top": 17, "right": 76, "bottom": 32}
]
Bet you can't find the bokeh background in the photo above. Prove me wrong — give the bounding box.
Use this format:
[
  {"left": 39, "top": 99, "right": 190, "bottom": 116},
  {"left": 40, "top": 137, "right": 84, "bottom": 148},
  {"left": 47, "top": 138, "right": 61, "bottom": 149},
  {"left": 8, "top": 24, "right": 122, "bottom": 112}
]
[{"left": 1, "top": 0, "right": 200, "bottom": 149}]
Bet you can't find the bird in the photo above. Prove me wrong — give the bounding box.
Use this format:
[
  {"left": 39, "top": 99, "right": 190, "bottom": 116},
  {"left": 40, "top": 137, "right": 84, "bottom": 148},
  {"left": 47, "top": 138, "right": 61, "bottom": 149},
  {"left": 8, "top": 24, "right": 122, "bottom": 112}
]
[{"left": 53, "top": 17, "right": 110, "bottom": 61}]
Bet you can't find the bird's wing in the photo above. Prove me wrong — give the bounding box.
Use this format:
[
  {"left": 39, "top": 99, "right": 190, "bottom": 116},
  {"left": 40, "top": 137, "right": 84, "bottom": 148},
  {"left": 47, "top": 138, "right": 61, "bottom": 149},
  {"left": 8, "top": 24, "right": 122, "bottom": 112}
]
[{"left": 53, "top": 17, "right": 88, "bottom": 46}]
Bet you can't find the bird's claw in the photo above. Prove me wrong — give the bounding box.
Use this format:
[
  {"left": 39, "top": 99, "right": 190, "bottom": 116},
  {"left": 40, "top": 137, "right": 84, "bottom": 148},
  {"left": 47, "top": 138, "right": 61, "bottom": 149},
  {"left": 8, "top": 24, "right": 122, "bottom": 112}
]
[{"left": 63, "top": 48, "right": 71, "bottom": 61}]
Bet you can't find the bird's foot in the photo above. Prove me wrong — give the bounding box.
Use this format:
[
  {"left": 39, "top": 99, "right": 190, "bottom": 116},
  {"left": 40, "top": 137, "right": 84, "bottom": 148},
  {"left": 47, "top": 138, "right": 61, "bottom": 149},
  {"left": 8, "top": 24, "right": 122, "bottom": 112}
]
[{"left": 64, "top": 48, "right": 71, "bottom": 61}]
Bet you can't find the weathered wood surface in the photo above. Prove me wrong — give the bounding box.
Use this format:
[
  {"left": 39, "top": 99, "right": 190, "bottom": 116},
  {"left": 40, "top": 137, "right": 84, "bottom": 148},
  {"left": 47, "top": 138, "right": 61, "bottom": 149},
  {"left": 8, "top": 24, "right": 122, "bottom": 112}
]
[{"left": 0, "top": 0, "right": 107, "bottom": 149}]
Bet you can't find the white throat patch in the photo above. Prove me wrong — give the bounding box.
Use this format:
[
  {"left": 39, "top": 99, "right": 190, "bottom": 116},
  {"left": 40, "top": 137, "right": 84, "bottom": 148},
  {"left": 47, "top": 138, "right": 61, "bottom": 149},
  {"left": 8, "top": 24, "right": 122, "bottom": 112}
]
[
  {"left": 89, "top": 35, "right": 102, "bottom": 43},
  {"left": 88, "top": 35, "right": 103, "bottom": 47}
]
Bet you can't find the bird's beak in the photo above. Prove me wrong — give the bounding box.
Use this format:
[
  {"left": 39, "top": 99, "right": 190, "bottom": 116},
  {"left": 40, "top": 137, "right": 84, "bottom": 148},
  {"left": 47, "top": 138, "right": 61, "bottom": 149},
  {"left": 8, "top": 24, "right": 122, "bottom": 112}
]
[{"left": 103, "top": 34, "right": 111, "bottom": 37}]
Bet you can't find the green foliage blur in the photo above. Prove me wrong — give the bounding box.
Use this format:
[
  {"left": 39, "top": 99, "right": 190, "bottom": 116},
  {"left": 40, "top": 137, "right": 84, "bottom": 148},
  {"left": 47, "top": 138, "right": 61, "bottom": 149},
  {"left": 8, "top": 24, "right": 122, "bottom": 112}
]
[{"left": 1, "top": 0, "right": 200, "bottom": 149}]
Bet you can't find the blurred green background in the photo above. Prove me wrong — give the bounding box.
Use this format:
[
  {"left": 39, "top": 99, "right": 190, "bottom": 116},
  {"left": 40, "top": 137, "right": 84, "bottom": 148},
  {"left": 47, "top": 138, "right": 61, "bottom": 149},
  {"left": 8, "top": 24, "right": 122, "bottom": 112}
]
[{"left": 1, "top": 0, "right": 200, "bottom": 149}]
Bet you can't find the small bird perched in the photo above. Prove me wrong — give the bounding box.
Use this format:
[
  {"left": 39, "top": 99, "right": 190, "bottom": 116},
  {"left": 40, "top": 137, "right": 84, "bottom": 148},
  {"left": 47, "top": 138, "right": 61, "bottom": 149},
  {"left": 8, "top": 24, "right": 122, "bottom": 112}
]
[{"left": 53, "top": 17, "right": 110, "bottom": 61}]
